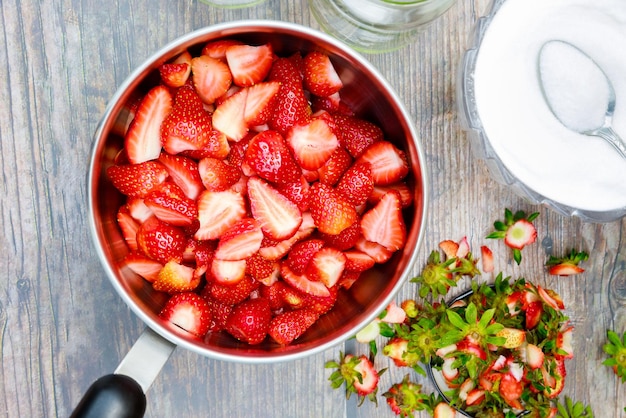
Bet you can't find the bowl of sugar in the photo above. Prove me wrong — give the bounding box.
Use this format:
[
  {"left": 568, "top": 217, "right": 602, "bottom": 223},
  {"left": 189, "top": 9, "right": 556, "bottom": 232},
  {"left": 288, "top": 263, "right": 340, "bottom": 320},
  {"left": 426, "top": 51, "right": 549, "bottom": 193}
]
[{"left": 459, "top": 0, "right": 626, "bottom": 222}]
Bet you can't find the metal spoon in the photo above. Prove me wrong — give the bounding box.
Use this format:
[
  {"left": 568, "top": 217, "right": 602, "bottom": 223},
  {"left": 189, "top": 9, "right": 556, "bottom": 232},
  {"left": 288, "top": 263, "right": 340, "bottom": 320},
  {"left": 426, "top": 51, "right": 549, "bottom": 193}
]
[{"left": 538, "top": 39, "right": 626, "bottom": 160}]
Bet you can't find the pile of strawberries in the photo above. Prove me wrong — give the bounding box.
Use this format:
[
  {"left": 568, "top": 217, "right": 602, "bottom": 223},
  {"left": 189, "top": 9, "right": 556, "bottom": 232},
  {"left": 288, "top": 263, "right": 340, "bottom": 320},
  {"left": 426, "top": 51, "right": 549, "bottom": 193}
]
[{"left": 106, "top": 39, "right": 413, "bottom": 346}]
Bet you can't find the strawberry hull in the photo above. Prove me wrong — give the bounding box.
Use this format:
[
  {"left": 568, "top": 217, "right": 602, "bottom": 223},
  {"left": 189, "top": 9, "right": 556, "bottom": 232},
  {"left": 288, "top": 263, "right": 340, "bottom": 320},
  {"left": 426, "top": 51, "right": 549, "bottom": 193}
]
[{"left": 88, "top": 21, "right": 427, "bottom": 366}]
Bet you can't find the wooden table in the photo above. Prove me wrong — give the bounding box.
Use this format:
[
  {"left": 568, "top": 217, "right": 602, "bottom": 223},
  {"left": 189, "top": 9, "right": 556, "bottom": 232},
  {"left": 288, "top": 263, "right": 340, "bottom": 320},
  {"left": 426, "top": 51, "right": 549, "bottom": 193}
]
[{"left": 1, "top": 0, "right": 624, "bottom": 417}]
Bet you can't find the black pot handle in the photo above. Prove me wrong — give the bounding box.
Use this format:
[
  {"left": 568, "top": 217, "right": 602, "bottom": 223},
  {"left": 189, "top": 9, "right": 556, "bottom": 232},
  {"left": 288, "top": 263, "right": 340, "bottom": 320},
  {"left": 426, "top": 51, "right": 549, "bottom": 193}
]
[{"left": 70, "top": 374, "right": 146, "bottom": 418}]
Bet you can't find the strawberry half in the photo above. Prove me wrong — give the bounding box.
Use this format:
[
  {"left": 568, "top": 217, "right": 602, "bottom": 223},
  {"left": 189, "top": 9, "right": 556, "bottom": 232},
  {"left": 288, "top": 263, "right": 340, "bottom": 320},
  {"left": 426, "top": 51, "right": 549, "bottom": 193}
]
[
  {"left": 195, "top": 189, "right": 247, "bottom": 240},
  {"left": 198, "top": 157, "right": 242, "bottom": 192},
  {"left": 225, "top": 43, "right": 274, "bottom": 87},
  {"left": 136, "top": 216, "right": 186, "bottom": 264},
  {"left": 281, "top": 263, "right": 330, "bottom": 297},
  {"left": 306, "top": 247, "right": 346, "bottom": 288},
  {"left": 191, "top": 55, "right": 232, "bottom": 104},
  {"left": 159, "top": 292, "right": 212, "bottom": 337},
  {"left": 247, "top": 176, "right": 303, "bottom": 240},
  {"left": 243, "top": 81, "right": 280, "bottom": 126},
  {"left": 361, "top": 190, "right": 406, "bottom": 252},
  {"left": 308, "top": 182, "right": 358, "bottom": 235},
  {"left": 206, "top": 275, "right": 259, "bottom": 305},
  {"left": 267, "top": 57, "right": 311, "bottom": 135},
  {"left": 212, "top": 88, "right": 249, "bottom": 141},
  {"left": 303, "top": 51, "right": 343, "bottom": 97},
  {"left": 123, "top": 251, "right": 163, "bottom": 282},
  {"left": 144, "top": 182, "right": 198, "bottom": 226},
  {"left": 225, "top": 297, "right": 272, "bottom": 345},
  {"left": 244, "top": 130, "right": 302, "bottom": 185},
  {"left": 356, "top": 140, "right": 409, "bottom": 186},
  {"left": 158, "top": 152, "right": 204, "bottom": 200},
  {"left": 125, "top": 85, "right": 172, "bottom": 164},
  {"left": 214, "top": 218, "right": 264, "bottom": 261},
  {"left": 107, "top": 161, "right": 168, "bottom": 198},
  {"left": 286, "top": 118, "right": 339, "bottom": 170},
  {"left": 332, "top": 114, "right": 383, "bottom": 158},
  {"left": 336, "top": 162, "right": 374, "bottom": 206},
  {"left": 268, "top": 308, "right": 319, "bottom": 345},
  {"left": 153, "top": 260, "right": 200, "bottom": 294}
]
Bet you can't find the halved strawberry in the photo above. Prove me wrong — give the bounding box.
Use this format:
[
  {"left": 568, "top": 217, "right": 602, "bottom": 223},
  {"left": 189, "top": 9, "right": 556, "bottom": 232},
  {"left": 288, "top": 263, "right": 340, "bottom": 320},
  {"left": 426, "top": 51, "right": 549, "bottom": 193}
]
[
  {"left": 433, "top": 402, "right": 456, "bottom": 418},
  {"left": 123, "top": 251, "right": 163, "bottom": 282},
  {"left": 286, "top": 118, "right": 339, "bottom": 170},
  {"left": 336, "top": 162, "right": 374, "bottom": 206},
  {"left": 195, "top": 189, "right": 247, "bottom": 240},
  {"left": 281, "top": 263, "right": 330, "bottom": 297},
  {"left": 125, "top": 85, "right": 172, "bottom": 164},
  {"left": 117, "top": 207, "right": 140, "bottom": 251},
  {"left": 212, "top": 89, "right": 250, "bottom": 141},
  {"left": 343, "top": 249, "right": 376, "bottom": 273},
  {"left": 306, "top": 247, "right": 346, "bottom": 288},
  {"left": 317, "top": 146, "right": 352, "bottom": 186},
  {"left": 201, "top": 39, "right": 243, "bottom": 60},
  {"left": 180, "top": 128, "right": 231, "bottom": 160},
  {"left": 332, "top": 114, "right": 383, "bottom": 158},
  {"left": 537, "top": 285, "right": 565, "bottom": 310},
  {"left": 556, "top": 325, "right": 574, "bottom": 359},
  {"left": 191, "top": 54, "right": 232, "bottom": 104},
  {"left": 161, "top": 85, "right": 214, "bottom": 155},
  {"left": 198, "top": 157, "right": 242, "bottom": 192},
  {"left": 276, "top": 176, "right": 311, "bottom": 212},
  {"left": 300, "top": 285, "right": 338, "bottom": 314},
  {"left": 159, "top": 292, "right": 212, "bottom": 338},
  {"left": 159, "top": 62, "right": 190, "bottom": 88},
  {"left": 126, "top": 198, "right": 153, "bottom": 223},
  {"left": 267, "top": 57, "right": 311, "bottom": 136},
  {"left": 214, "top": 218, "right": 264, "bottom": 261},
  {"left": 203, "top": 298, "right": 233, "bottom": 332},
  {"left": 354, "top": 236, "right": 393, "bottom": 264},
  {"left": 481, "top": 245, "right": 494, "bottom": 273},
  {"left": 158, "top": 153, "right": 204, "bottom": 200},
  {"left": 245, "top": 252, "right": 280, "bottom": 286},
  {"left": 519, "top": 342, "right": 545, "bottom": 370},
  {"left": 210, "top": 258, "right": 247, "bottom": 284},
  {"left": 268, "top": 308, "right": 319, "bottom": 345},
  {"left": 243, "top": 81, "right": 280, "bottom": 126},
  {"left": 318, "top": 220, "right": 361, "bottom": 251},
  {"left": 525, "top": 300, "right": 544, "bottom": 329},
  {"left": 303, "top": 51, "right": 343, "bottom": 97},
  {"left": 546, "top": 249, "right": 588, "bottom": 276},
  {"left": 247, "top": 176, "right": 302, "bottom": 240},
  {"left": 308, "top": 182, "right": 358, "bottom": 235},
  {"left": 107, "top": 160, "right": 169, "bottom": 198},
  {"left": 466, "top": 388, "right": 486, "bottom": 406},
  {"left": 225, "top": 43, "right": 274, "bottom": 87},
  {"left": 496, "top": 327, "right": 526, "bottom": 349},
  {"left": 136, "top": 216, "right": 186, "bottom": 264},
  {"left": 504, "top": 219, "right": 537, "bottom": 250},
  {"left": 499, "top": 373, "right": 523, "bottom": 408},
  {"left": 356, "top": 140, "right": 409, "bottom": 186},
  {"left": 361, "top": 190, "right": 406, "bottom": 251},
  {"left": 368, "top": 182, "right": 413, "bottom": 208},
  {"left": 257, "top": 213, "right": 316, "bottom": 260},
  {"left": 225, "top": 297, "right": 272, "bottom": 345},
  {"left": 153, "top": 260, "right": 200, "bottom": 294},
  {"left": 206, "top": 275, "right": 259, "bottom": 305},
  {"left": 144, "top": 182, "right": 198, "bottom": 226},
  {"left": 244, "top": 130, "right": 302, "bottom": 185},
  {"left": 456, "top": 339, "right": 488, "bottom": 360},
  {"left": 286, "top": 238, "right": 326, "bottom": 275}
]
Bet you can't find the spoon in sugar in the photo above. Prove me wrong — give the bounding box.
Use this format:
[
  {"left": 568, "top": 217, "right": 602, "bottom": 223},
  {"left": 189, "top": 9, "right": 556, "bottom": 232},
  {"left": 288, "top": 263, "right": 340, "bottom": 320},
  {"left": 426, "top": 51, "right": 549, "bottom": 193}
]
[{"left": 538, "top": 39, "right": 626, "bottom": 160}]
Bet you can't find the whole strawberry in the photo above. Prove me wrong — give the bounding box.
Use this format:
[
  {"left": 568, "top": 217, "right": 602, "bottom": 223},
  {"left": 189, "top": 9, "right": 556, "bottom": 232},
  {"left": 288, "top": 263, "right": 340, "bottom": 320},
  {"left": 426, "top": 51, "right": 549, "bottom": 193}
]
[{"left": 225, "top": 298, "right": 272, "bottom": 345}]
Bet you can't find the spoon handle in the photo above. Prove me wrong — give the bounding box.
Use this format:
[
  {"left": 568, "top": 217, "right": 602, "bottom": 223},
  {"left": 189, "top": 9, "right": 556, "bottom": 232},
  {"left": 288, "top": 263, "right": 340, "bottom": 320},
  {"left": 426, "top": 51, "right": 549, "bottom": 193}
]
[{"left": 595, "top": 126, "right": 626, "bottom": 160}]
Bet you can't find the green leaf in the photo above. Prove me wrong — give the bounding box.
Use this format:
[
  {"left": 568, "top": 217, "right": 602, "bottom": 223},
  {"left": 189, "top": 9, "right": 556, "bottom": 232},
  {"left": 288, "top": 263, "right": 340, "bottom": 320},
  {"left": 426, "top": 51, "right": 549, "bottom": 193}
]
[
  {"left": 446, "top": 309, "right": 468, "bottom": 331},
  {"left": 477, "top": 308, "right": 496, "bottom": 328},
  {"left": 465, "top": 302, "right": 478, "bottom": 324},
  {"left": 513, "top": 248, "right": 522, "bottom": 265}
]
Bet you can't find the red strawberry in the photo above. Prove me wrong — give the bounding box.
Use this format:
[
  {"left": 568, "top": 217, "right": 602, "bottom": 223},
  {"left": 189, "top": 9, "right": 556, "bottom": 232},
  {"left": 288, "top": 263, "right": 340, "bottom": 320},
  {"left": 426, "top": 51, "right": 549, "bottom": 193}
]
[
  {"left": 201, "top": 39, "right": 243, "bottom": 60},
  {"left": 361, "top": 190, "right": 406, "bottom": 251},
  {"left": 347, "top": 354, "right": 380, "bottom": 396},
  {"left": 481, "top": 245, "right": 494, "bottom": 273},
  {"left": 303, "top": 51, "right": 343, "bottom": 97},
  {"left": 368, "top": 182, "right": 413, "bottom": 208},
  {"left": 159, "top": 62, "right": 191, "bottom": 88},
  {"left": 191, "top": 55, "right": 232, "bottom": 104},
  {"left": 499, "top": 373, "right": 523, "bottom": 409},
  {"left": 161, "top": 85, "right": 214, "bottom": 155},
  {"left": 344, "top": 250, "right": 376, "bottom": 272},
  {"left": 318, "top": 220, "right": 361, "bottom": 250},
  {"left": 117, "top": 206, "right": 140, "bottom": 251},
  {"left": 318, "top": 146, "right": 353, "bottom": 186},
  {"left": 195, "top": 189, "right": 247, "bottom": 240},
  {"left": 243, "top": 81, "right": 280, "bottom": 126},
  {"left": 153, "top": 260, "right": 201, "bottom": 294},
  {"left": 556, "top": 325, "right": 574, "bottom": 359},
  {"left": 546, "top": 249, "right": 588, "bottom": 276},
  {"left": 354, "top": 236, "right": 393, "bottom": 264},
  {"left": 466, "top": 388, "right": 486, "bottom": 406},
  {"left": 126, "top": 198, "right": 153, "bottom": 223},
  {"left": 225, "top": 43, "right": 274, "bottom": 87},
  {"left": 525, "top": 300, "right": 544, "bottom": 329},
  {"left": 123, "top": 251, "right": 163, "bottom": 282},
  {"left": 306, "top": 247, "right": 346, "bottom": 288},
  {"left": 198, "top": 157, "right": 242, "bottom": 192},
  {"left": 260, "top": 281, "right": 303, "bottom": 310},
  {"left": 269, "top": 308, "right": 319, "bottom": 345},
  {"left": 136, "top": 216, "right": 186, "bottom": 264},
  {"left": 301, "top": 284, "right": 338, "bottom": 314},
  {"left": 180, "top": 128, "right": 231, "bottom": 160},
  {"left": 520, "top": 342, "right": 545, "bottom": 369},
  {"left": 107, "top": 161, "right": 168, "bottom": 198},
  {"left": 210, "top": 258, "right": 247, "bottom": 284},
  {"left": 203, "top": 297, "right": 233, "bottom": 332},
  {"left": 542, "top": 357, "right": 567, "bottom": 399},
  {"left": 211, "top": 88, "right": 249, "bottom": 141},
  {"left": 245, "top": 252, "right": 280, "bottom": 285},
  {"left": 286, "top": 238, "right": 326, "bottom": 275},
  {"left": 276, "top": 176, "right": 311, "bottom": 212},
  {"left": 336, "top": 162, "right": 374, "bottom": 206},
  {"left": 281, "top": 263, "right": 330, "bottom": 297},
  {"left": 207, "top": 275, "right": 260, "bottom": 305},
  {"left": 124, "top": 85, "right": 172, "bottom": 164},
  {"left": 225, "top": 297, "right": 272, "bottom": 345},
  {"left": 188, "top": 239, "right": 216, "bottom": 276},
  {"left": 356, "top": 140, "right": 409, "bottom": 185},
  {"left": 159, "top": 292, "right": 212, "bottom": 337},
  {"left": 311, "top": 92, "right": 342, "bottom": 113},
  {"left": 144, "top": 182, "right": 198, "bottom": 226},
  {"left": 214, "top": 218, "right": 264, "bottom": 261},
  {"left": 332, "top": 114, "right": 383, "bottom": 158},
  {"left": 537, "top": 285, "right": 565, "bottom": 310},
  {"left": 257, "top": 213, "right": 316, "bottom": 260},
  {"left": 267, "top": 57, "right": 311, "bottom": 135},
  {"left": 286, "top": 118, "right": 339, "bottom": 170},
  {"left": 244, "top": 130, "right": 302, "bottom": 185},
  {"left": 433, "top": 402, "right": 456, "bottom": 418},
  {"left": 308, "top": 182, "right": 358, "bottom": 235},
  {"left": 158, "top": 153, "right": 204, "bottom": 200},
  {"left": 456, "top": 339, "right": 488, "bottom": 360},
  {"left": 247, "top": 176, "right": 303, "bottom": 240}
]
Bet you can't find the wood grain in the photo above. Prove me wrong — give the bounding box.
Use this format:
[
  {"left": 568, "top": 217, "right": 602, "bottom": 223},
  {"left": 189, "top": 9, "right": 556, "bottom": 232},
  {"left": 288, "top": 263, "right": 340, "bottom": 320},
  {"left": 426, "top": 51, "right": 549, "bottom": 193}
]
[{"left": 0, "top": 0, "right": 624, "bottom": 417}]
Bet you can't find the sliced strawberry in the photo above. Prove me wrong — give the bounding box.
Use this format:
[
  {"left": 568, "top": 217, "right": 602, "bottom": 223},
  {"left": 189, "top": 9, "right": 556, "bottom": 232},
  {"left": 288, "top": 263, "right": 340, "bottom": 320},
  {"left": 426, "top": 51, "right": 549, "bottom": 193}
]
[
  {"left": 195, "top": 189, "right": 247, "bottom": 240},
  {"left": 260, "top": 280, "right": 304, "bottom": 310},
  {"left": 286, "top": 118, "right": 339, "bottom": 170},
  {"left": 159, "top": 292, "right": 212, "bottom": 338},
  {"left": 318, "top": 146, "right": 352, "bottom": 186},
  {"left": 276, "top": 176, "right": 311, "bottom": 212},
  {"left": 124, "top": 85, "right": 172, "bottom": 164},
  {"left": 332, "top": 114, "right": 383, "bottom": 158},
  {"left": 158, "top": 153, "right": 204, "bottom": 200},
  {"left": 159, "top": 62, "right": 191, "bottom": 88},
  {"left": 456, "top": 339, "right": 487, "bottom": 360},
  {"left": 243, "top": 81, "right": 280, "bottom": 126},
  {"left": 268, "top": 308, "right": 319, "bottom": 345},
  {"left": 267, "top": 57, "right": 311, "bottom": 136},
  {"left": 481, "top": 245, "right": 494, "bottom": 273},
  {"left": 281, "top": 263, "right": 330, "bottom": 297},
  {"left": 225, "top": 297, "right": 272, "bottom": 345},
  {"left": 225, "top": 43, "right": 274, "bottom": 87},
  {"left": 354, "top": 236, "right": 393, "bottom": 264},
  {"left": 257, "top": 213, "right": 316, "bottom": 260},
  {"left": 348, "top": 354, "right": 380, "bottom": 396},
  {"left": 306, "top": 247, "right": 346, "bottom": 288},
  {"left": 144, "top": 182, "right": 198, "bottom": 226},
  {"left": 107, "top": 160, "right": 168, "bottom": 198},
  {"left": 318, "top": 220, "right": 361, "bottom": 250},
  {"left": 361, "top": 190, "right": 406, "bottom": 251},
  {"left": 368, "top": 182, "right": 413, "bottom": 208},
  {"left": 123, "top": 251, "right": 163, "bottom": 282},
  {"left": 344, "top": 250, "right": 376, "bottom": 272},
  {"left": 161, "top": 85, "right": 214, "bottom": 154},
  {"left": 247, "top": 176, "right": 302, "bottom": 240},
  {"left": 191, "top": 54, "right": 232, "bottom": 104},
  {"left": 300, "top": 285, "right": 338, "bottom": 314},
  {"left": 547, "top": 263, "right": 585, "bottom": 276},
  {"left": 244, "top": 130, "right": 302, "bottom": 185},
  {"left": 499, "top": 373, "right": 523, "bottom": 408},
  {"left": 525, "top": 300, "right": 544, "bottom": 329},
  {"left": 537, "top": 285, "right": 565, "bottom": 310},
  {"left": 433, "top": 402, "right": 456, "bottom": 418},
  {"left": 336, "top": 162, "right": 374, "bottom": 206},
  {"left": 127, "top": 198, "right": 153, "bottom": 223},
  {"left": 180, "top": 128, "right": 231, "bottom": 160},
  {"left": 206, "top": 275, "right": 260, "bottom": 305},
  {"left": 556, "top": 325, "right": 574, "bottom": 359},
  {"left": 117, "top": 207, "right": 140, "bottom": 251},
  {"left": 214, "top": 218, "right": 264, "bottom": 261},
  {"left": 153, "top": 260, "right": 200, "bottom": 294},
  {"left": 356, "top": 140, "right": 409, "bottom": 186},
  {"left": 465, "top": 389, "right": 486, "bottom": 406},
  {"left": 198, "top": 157, "right": 242, "bottom": 192},
  {"left": 442, "top": 357, "right": 459, "bottom": 382},
  {"left": 504, "top": 219, "right": 537, "bottom": 250},
  {"left": 438, "top": 240, "right": 459, "bottom": 259},
  {"left": 201, "top": 39, "right": 243, "bottom": 60},
  {"left": 210, "top": 258, "right": 247, "bottom": 285},
  {"left": 456, "top": 236, "right": 470, "bottom": 258},
  {"left": 245, "top": 252, "right": 280, "bottom": 286},
  {"left": 520, "top": 342, "right": 545, "bottom": 369},
  {"left": 311, "top": 92, "right": 342, "bottom": 113},
  {"left": 496, "top": 327, "right": 526, "bottom": 349},
  {"left": 303, "top": 51, "right": 343, "bottom": 97},
  {"left": 308, "top": 182, "right": 358, "bottom": 235},
  {"left": 542, "top": 357, "right": 567, "bottom": 399},
  {"left": 136, "top": 216, "right": 186, "bottom": 264},
  {"left": 286, "top": 238, "right": 326, "bottom": 275},
  {"left": 546, "top": 249, "right": 588, "bottom": 276}
]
